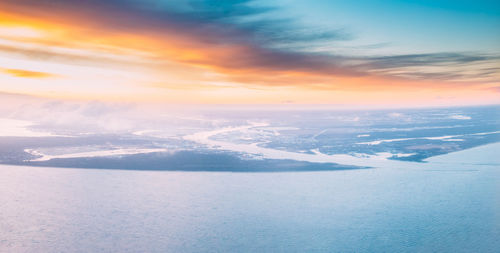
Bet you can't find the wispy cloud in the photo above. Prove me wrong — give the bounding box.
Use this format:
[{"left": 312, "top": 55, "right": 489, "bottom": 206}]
[
  {"left": 357, "top": 52, "right": 500, "bottom": 82},
  {"left": 1, "top": 68, "right": 58, "bottom": 78}
]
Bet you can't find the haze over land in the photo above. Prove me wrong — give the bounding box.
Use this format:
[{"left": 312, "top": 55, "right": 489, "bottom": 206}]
[{"left": 0, "top": 95, "right": 498, "bottom": 171}]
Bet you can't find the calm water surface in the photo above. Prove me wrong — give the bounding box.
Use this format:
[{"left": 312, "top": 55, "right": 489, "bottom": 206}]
[{"left": 1, "top": 144, "right": 499, "bottom": 252}]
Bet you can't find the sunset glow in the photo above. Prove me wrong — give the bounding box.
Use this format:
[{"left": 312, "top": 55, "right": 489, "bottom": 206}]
[{"left": 1, "top": 1, "right": 499, "bottom": 106}]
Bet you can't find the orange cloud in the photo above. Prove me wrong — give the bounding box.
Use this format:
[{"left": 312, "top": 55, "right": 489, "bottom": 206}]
[{"left": 1, "top": 68, "right": 58, "bottom": 78}]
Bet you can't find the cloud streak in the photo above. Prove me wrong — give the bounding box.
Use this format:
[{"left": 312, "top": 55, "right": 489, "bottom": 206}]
[{"left": 1, "top": 68, "right": 57, "bottom": 78}]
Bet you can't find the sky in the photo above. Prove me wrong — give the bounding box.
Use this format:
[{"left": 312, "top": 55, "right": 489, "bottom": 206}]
[{"left": 0, "top": 0, "right": 499, "bottom": 106}]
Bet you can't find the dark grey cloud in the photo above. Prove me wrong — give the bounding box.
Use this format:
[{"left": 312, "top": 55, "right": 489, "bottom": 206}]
[
  {"left": 5, "top": 0, "right": 345, "bottom": 47},
  {"left": 365, "top": 53, "right": 500, "bottom": 69},
  {"left": 357, "top": 53, "right": 500, "bottom": 82}
]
